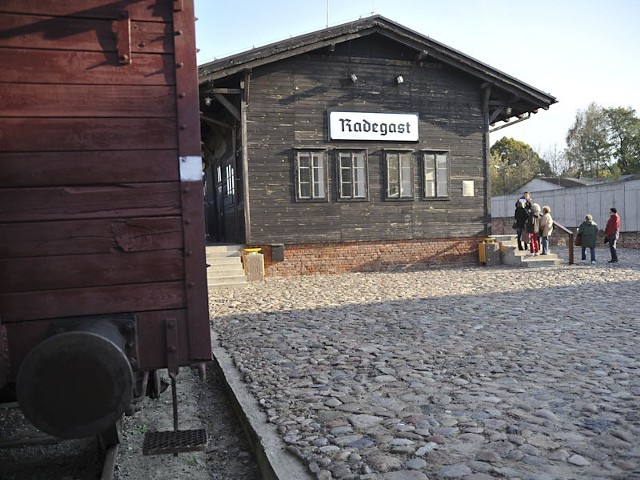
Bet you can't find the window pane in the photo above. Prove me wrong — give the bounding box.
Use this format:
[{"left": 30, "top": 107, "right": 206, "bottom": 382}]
[
  {"left": 297, "top": 152, "right": 326, "bottom": 200},
  {"left": 312, "top": 153, "right": 325, "bottom": 198},
  {"left": 400, "top": 154, "right": 412, "bottom": 198},
  {"left": 353, "top": 153, "right": 366, "bottom": 198},
  {"left": 339, "top": 154, "right": 351, "bottom": 198},
  {"left": 387, "top": 154, "right": 399, "bottom": 198},
  {"left": 424, "top": 154, "right": 435, "bottom": 197},
  {"left": 436, "top": 153, "right": 448, "bottom": 197},
  {"left": 298, "top": 153, "right": 311, "bottom": 199}
]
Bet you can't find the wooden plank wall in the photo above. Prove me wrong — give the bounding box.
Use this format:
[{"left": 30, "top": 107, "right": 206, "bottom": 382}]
[
  {"left": 0, "top": 1, "right": 202, "bottom": 369},
  {"left": 244, "top": 36, "right": 487, "bottom": 245}
]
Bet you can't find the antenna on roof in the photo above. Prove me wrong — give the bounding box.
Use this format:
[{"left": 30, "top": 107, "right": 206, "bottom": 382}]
[{"left": 326, "top": 0, "right": 329, "bottom": 27}]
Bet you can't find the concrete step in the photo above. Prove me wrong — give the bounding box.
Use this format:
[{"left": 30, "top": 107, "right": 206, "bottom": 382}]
[
  {"left": 206, "top": 244, "right": 248, "bottom": 289},
  {"left": 496, "top": 236, "right": 564, "bottom": 267},
  {"left": 520, "top": 253, "right": 563, "bottom": 268}
]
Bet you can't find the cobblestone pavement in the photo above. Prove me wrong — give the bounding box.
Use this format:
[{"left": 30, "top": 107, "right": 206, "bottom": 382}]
[{"left": 209, "top": 248, "right": 640, "bottom": 480}]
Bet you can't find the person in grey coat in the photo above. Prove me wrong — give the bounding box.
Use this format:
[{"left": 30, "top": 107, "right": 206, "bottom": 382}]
[{"left": 577, "top": 214, "right": 598, "bottom": 264}]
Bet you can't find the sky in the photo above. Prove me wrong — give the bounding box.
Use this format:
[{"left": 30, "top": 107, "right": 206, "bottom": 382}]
[{"left": 194, "top": 0, "right": 640, "bottom": 157}]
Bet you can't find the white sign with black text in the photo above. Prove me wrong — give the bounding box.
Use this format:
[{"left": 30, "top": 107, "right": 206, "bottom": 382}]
[{"left": 328, "top": 111, "right": 419, "bottom": 142}]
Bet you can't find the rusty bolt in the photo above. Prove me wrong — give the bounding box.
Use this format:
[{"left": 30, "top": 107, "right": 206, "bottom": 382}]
[
  {"left": 169, "top": 346, "right": 177, "bottom": 353},
  {"left": 176, "top": 62, "right": 184, "bottom": 68}
]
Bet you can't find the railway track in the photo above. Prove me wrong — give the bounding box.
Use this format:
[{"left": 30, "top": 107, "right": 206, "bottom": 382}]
[{"left": 0, "top": 368, "right": 262, "bottom": 480}]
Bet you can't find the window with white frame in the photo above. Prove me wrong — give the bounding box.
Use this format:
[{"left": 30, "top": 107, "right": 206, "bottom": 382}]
[
  {"left": 386, "top": 152, "right": 413, "bottom": 199},
  {"left": 338, "top": 151, "right": 368, "bottom": 200},
  {"left": 296, "top": 151, "right": 327, "bottom": 201},
  {"left": 423, "top": 152, "right": 449, "bottom": 198}
]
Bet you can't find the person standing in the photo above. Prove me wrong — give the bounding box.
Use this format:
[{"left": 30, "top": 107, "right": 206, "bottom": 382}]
[
  {"left": 527, "top": 203, "right": 542, "bottom": 256},
  {"left": 539, "top": 206, "right": 554, "bottom": 255},
  {"left": 604, "top": 207, "right": 621, "bottom": 263},
  {"left": 514, "top": 202, "right": 529, "bottom": 251},
  {"left": 516, "top": 191, "right": 532, "bottom": 213},
  {"left": 577, "top": 214, "right": 598, "bottom": 264}
]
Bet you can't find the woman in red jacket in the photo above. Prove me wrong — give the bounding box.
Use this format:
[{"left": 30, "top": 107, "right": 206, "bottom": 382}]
[{"left": 604, "top": 207, "right": 621, "bottom": 263}]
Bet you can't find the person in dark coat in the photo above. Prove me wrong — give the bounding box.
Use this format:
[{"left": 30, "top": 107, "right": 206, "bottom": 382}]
[
  {"left": 514, "top": 202, "right": 529, "bottom": 251},
  {"left": 577, "top": 214, "right": 598, "bottom": 264}
]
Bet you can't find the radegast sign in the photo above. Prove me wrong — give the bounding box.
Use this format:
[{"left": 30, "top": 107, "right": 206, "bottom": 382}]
[{"left": 328, "top": 111, "right": 419, "bottom": 142}]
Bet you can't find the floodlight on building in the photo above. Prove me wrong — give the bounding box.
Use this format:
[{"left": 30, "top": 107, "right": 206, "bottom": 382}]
[
  {"left": 350, "top": 73, "right": 358, "bottom": 83},
  {"left": 396, "top": 75, "right": 404, "bottom": 84}
]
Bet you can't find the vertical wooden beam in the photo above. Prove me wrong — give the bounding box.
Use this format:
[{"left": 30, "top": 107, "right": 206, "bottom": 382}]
[
  {"left": 172, "top": 0, "right": 210, "bottom": 362},
  {"left": 241, "top": 70, "right": 251, "bottom": 243},
  {"left": 482, "top": 84, "right": 492, "bottom": 237}
]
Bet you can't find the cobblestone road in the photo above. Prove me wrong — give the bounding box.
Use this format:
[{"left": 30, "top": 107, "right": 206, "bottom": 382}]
[{"left": 209, "top": 248, "right": 640, "bottom": 480}]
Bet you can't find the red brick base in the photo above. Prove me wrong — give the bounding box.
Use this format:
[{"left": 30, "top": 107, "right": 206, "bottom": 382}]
[{"left": 256, "top": 238, "right": 479, "bottom": 277}]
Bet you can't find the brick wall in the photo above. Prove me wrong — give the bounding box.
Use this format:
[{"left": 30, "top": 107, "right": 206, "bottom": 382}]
[{"left": 256, "top": 238, "right": 479, "bottom": 277}]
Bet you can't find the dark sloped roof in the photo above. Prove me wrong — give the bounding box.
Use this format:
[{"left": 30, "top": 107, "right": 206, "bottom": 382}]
[{"left": 199, "top": 15, "right": 556, "bottom": 121}]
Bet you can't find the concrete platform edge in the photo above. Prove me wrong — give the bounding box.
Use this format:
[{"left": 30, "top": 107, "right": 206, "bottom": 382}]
[{"left": 210, "top": 331, "right": 313, "bottom": 480}]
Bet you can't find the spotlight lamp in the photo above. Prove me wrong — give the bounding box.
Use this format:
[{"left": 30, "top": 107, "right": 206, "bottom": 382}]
[
  {"left": 350, "top": 73, "right": 358, "bottom": 83},
  {"left": 204, "top": 97, "right": 212, "bottom": 106},
  {"left": 396, "top": 75, "right": 404, "bottom": 84}
]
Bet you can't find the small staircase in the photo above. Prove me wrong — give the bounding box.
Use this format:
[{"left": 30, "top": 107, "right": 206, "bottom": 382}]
[
  {"left": 205, "top": 244, "right": 247, "bottom": 289},
  {"left": 495, "top": 235, "right": 564, "bottom": 268}
]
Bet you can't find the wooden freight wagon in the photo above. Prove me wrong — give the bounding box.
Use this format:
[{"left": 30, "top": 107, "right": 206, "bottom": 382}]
[{"left": 0, "top": 0, "right": 210, "bottom": 451}]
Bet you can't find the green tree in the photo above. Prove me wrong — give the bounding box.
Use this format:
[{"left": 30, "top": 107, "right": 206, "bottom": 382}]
[
  {"left": 490, "top": 137, "right": 550, "bottom": 195},
  {"left": 605, "top": 106, "right": 640, "bottom": 174},
  {"left": 565, "top": 103, "right": 611, "bottom": 177}
]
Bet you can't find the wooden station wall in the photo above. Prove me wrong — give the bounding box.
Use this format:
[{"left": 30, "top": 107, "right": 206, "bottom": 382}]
[{"left": 242, "top": 35, "right": 488, "bottom": 246}]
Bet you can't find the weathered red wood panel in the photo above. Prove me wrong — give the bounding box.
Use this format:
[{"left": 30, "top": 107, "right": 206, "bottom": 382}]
[
  {"left": 0, "top": 184, "right": 181, "bottom": 222},
  {"left": 0, "top": 84, "right": 176, "bottom": 118},
  {"left": 0, "top": 1, "right": 173, "bottom": 21},
  {"left": 0, "top": 118, "right": 177, "bottom": 152},
  {"left": 1, "top": 151, "right": 179, "bottom": 187},
  {"left": 0, "top": 13, "right": 173, "bottom": 54},
  {"left": 0, "top": 282, "right": 185, "bottom": 323},
  {"left": 0, "top": 49, "right": 175, "bottom": 85},
  {"left": 1, "top": 250, "right": 185, "bottom": 293},
  {"left": 0, "top": 217, "right": 184, "bottom": 258}
]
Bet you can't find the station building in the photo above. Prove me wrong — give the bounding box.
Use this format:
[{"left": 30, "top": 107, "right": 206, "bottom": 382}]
[{"left": 198, "top": 15, "right": 556, "bottom": 275}]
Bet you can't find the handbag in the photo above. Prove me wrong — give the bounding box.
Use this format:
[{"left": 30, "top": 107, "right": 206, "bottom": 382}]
[{"left": 574, "top": 233, "right": 582, "bottom": 246}]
